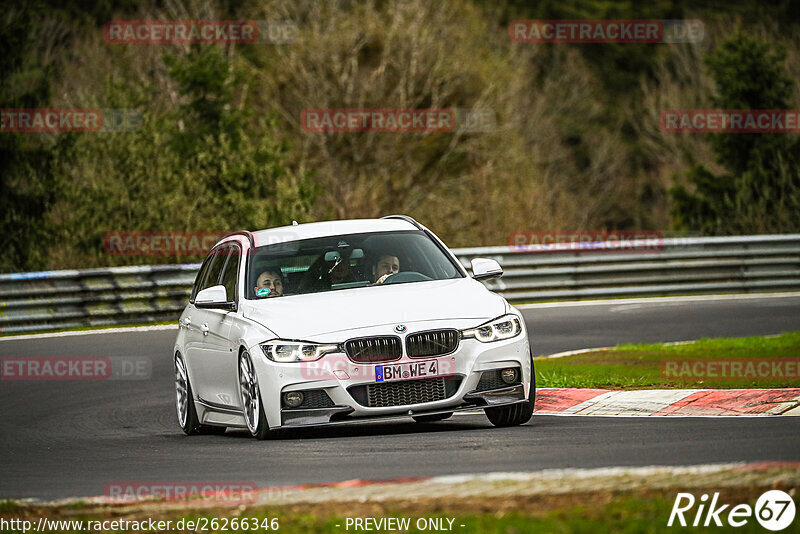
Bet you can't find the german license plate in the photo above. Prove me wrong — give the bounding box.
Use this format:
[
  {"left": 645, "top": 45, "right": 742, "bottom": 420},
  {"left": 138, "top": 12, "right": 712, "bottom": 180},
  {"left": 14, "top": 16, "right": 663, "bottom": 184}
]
[{"left": 376, "top": 360, "right": 438, "bottom": 382}]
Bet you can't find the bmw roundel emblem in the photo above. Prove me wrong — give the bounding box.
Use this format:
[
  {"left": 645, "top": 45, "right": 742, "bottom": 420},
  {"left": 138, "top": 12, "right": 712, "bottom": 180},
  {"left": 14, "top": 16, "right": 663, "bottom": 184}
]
[{"left": 394, "top": 324, "right": 407, "bottom": 333}]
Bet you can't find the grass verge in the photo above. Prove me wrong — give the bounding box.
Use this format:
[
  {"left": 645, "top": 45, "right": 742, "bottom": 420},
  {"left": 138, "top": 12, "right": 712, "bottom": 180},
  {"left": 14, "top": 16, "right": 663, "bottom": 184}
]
[{"left": 535, "top": 331, "right": 800, "bottom": 389}]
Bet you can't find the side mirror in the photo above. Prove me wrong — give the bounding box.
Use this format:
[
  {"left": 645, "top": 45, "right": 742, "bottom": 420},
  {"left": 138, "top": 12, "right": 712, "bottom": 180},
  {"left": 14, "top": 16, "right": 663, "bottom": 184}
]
[
  {"left": 195, "top": 285, "right": 236, "bottom": 311},
  {"left": 470, "top": 258, "right": 503, "bottom": 281}
]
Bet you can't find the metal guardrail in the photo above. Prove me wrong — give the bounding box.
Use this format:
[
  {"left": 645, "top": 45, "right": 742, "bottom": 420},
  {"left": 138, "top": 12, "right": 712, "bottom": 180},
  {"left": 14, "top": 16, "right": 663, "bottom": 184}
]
[
  {"left": 458, "top": 234, "right": 800, "bottom": 302},
  {"left": 1, "top": 235, "right": 798, "bottom": 334},
  {"left": 0, "top": 264, "right": 201, "bottom": 334}
]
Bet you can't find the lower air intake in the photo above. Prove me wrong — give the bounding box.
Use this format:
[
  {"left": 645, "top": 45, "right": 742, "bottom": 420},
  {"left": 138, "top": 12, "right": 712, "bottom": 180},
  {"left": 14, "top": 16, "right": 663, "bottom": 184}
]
[{"left": 348, "top": 377, "right": 462, "bottom": 408}]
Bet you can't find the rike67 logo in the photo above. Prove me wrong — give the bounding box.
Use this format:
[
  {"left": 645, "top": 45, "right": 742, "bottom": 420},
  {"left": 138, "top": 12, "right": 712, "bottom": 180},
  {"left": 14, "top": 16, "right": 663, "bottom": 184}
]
[{"left": 669, "top": 490, "right": 796, "bottom": 530}]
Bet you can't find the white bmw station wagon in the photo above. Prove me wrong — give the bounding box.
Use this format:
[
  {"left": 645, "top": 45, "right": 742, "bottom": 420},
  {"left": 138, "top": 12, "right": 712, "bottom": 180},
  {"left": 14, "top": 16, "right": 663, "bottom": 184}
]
[{"left": 174, "top": 215, "right": 534, "bottom": 439}]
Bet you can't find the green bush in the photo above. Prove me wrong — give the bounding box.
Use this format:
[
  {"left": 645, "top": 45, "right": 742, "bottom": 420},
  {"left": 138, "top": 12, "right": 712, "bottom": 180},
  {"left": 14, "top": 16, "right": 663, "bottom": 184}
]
[
  {"left": 671, "top": 33, "right": 800, "bottom": 234},
  {"left": 45, "top": 46, "right": 315, "bottom": 267}
]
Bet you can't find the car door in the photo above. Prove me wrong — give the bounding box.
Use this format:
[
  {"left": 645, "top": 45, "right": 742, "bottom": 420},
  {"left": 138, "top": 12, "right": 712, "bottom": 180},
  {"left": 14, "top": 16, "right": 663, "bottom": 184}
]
[
  {"left": 183, "top": 245, "right": 228, "bottom": 405},
  {"left": 192, "top": 243, "right": 240, "bottom": 409}
]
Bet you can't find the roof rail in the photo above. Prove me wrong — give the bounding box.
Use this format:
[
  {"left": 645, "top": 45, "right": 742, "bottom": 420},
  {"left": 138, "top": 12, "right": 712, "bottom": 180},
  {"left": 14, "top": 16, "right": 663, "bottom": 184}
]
[
  {"left": 380, "top": 214, "right": 423, "bottom": 230},
  {"left": 219, "top": 230, "right": 255, "bottom": 248}
]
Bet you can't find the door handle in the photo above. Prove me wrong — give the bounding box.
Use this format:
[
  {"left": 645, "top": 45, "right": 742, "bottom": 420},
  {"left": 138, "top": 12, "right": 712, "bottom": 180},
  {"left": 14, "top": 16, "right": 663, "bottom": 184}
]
[
  {"left": 201, "top": 323, "right": 209, "bottom": 335},
  {"left": 180, "top": 317, "right": 191, "bottom": 328}
]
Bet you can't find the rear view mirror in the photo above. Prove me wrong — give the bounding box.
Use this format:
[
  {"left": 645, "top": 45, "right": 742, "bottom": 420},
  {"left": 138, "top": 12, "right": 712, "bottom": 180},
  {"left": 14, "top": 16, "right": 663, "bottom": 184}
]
[
  {"left": 324, "top": 251, "right": 341, "bottom": 262},
  {"left": 470, "top": 258, "right": 503, "bottom": 281},
  {"left": 195, "top": 285, "right": 236, "bottom": 310}
]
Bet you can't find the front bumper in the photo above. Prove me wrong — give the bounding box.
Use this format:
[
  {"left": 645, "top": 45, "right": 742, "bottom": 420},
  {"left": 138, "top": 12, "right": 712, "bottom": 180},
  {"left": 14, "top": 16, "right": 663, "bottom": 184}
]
[
  {"left": 250, "top": 324, "right": 531, "bottom": 429},
  {"left": 279, "top": 385, "right": 527, "bottom": 428}
]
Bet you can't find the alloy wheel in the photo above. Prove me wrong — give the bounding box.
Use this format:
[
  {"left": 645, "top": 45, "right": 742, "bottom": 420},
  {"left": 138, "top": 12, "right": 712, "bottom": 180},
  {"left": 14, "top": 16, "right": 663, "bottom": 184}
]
[
  {"left": 174, "top": 354, "right": 189, "bottom": 428},
  {"left": 238, "top": 351, "right": 260, "bottom": 433}
]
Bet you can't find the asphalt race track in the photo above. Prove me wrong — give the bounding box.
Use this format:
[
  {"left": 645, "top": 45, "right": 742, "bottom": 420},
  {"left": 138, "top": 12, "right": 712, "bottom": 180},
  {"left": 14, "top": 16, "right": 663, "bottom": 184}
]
[{"left": 1, "top": 294, "right": 799, "bottom": 501}]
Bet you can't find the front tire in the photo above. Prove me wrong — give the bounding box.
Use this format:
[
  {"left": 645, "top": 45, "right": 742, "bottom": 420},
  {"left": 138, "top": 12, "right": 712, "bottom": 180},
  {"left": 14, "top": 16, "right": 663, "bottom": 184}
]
[
  {"left": 485, "top": 355, "right": 535, "bottom": 427},
  {"left": 175, "top": 353, "right": 226, "bottom": 435},
  {"left": 238, "top": 350, "right": 271, "bottom": 440}
]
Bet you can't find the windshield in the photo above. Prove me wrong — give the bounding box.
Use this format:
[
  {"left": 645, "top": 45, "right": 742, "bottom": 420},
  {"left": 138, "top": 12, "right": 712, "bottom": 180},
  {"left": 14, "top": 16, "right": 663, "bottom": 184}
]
[{"left": 246, "top": 230, "right": 463, "bottom": 299}]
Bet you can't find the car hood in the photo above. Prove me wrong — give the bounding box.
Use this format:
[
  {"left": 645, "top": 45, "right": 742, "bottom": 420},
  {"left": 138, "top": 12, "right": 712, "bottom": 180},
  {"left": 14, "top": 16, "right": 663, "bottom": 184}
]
[{"left": 241, "top": 278, "right": 506, "bottom": 339}]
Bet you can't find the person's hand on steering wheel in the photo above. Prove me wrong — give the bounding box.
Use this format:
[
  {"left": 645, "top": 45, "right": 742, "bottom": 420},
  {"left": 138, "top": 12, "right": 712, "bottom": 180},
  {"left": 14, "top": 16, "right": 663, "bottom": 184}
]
[{"left": 375, "top": 273, "right": 393, "bottom": 284}]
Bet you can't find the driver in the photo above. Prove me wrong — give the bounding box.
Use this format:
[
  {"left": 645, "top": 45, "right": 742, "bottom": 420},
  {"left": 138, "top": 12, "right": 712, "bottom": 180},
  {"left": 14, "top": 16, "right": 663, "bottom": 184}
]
[
  {"left": 373, "top": 254, "right": 400, "bottom": 284},
  {"left": 254, "top": 270, "right": 284, "bottom": 297}
]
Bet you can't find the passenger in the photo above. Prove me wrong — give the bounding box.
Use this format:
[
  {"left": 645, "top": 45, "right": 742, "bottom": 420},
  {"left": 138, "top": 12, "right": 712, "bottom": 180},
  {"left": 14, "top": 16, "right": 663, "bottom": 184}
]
[
  {"left": 373, "top": 254, "right": 400, "bottom": 284},
  {"left": 254, "top": 270, "right": 284, "bottom": 297},
  {"left": 298, "top": 253, "right": 357, "bottom": 293},
  {"left": 329, "top": 258, "right": 356, "bottom": 284}
]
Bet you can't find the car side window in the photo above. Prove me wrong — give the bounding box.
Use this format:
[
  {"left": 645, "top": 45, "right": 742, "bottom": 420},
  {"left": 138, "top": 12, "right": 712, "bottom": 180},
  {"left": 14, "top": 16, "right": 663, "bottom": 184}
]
[
  {"left": 190, "top": 256, "right": 213, "bottom": 302},
  {"left": 198, "top": 246, "right": 227, "bottom": 294},
  {"left": 219, "top": 244, "right": 240, "bottom": 302}
]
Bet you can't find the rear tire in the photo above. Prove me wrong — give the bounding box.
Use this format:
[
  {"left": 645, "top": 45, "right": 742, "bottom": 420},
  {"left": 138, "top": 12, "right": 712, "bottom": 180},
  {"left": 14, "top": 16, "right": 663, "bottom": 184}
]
[
  {"left": 485, "top": 354, "right": 535, "bottom": 427},
  {"left": 412, "top": 412, "right": 453, "bottom": 423},
  {"left": 175, "top": 353, "right": 226, "bottom": 435}
]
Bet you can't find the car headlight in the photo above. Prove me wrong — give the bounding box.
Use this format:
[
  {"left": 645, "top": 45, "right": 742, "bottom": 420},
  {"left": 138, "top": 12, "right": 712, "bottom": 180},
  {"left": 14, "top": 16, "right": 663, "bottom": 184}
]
[
  {"left": 260, "top": 340, "right": 340, "bottom": 362},
  {"left": 461, "top": 314, "right": 523, "bottom": 343}
]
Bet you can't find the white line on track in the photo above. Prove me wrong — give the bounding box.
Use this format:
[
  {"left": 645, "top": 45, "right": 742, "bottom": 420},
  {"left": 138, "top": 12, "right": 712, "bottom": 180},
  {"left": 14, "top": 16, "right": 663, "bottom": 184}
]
[
  {"left": 516, "top": 291, "right": 800, "bottom": 309},
  {"left": 0, "top": 324, "right": 177, "bottom": 342},
  {"left": 538, "top": 340, "right": 702, "bottom": 359}
]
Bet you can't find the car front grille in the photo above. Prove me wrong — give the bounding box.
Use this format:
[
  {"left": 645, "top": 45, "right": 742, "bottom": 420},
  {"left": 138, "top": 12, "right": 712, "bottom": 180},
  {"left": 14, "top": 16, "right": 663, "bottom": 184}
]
[
  {"left": 368, "top": 379, "right": 445, "bottom": 407},
  {"left": 345, "top": 336, "right": 402, "bottom": 363},
  {"left": 406, "top": 329, "right": 459, "bottom": 358},
  {"left": 348, "top": 377, "right": 462, "bottom": 408}
]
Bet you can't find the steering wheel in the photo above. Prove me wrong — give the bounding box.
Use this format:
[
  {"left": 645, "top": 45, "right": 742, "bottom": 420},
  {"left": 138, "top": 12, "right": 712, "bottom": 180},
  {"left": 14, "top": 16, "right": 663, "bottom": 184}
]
[{"left": 380, "top": 271, "right": 432, "bottom": 284}]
